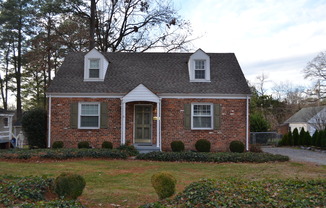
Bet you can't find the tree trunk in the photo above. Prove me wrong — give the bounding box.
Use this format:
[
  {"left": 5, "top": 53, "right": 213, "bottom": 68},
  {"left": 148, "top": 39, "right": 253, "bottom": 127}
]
[
  {"left": 16, "top": 16, "right": 23, "bottom": 121},
  {"left": 89, "top": 0, "right": 96, "bottom": 50}
]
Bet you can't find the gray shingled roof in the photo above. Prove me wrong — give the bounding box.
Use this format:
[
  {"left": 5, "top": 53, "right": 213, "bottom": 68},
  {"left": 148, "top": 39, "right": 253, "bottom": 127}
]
[
  {"left": 47, "top": 52, "right": 251, "bottom": 95},
  {"left": 284, "top": 106, "right": 326, "bottom": 123}
]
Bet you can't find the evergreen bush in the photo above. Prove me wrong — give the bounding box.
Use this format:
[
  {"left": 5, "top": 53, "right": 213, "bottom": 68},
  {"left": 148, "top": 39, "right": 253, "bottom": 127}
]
[
  {"left": 151, "top": 172, "right": 177, "bottom": 199},
  {"left": 170, "top": 141, "right": 185, "bottom": 152},
  {"left": 52, "top": 141, "right": 64, "bottom": 149},
  {"left": 249, "top": 144, "right": 262, "bottom": 153},
  {"left": 21, "top": 108, "right": 47, "bottom": 148},
  {"left": 54, "top": 173, "right": 86, "bottom": 199},
  {"left": 102, "top": 141, "right": 113, "bottom": 149},
  {"left": 78, "top": 141, "right": 90, "bottom": 149},
  {"left": 117, "top": 144, "right": 139, "bottom": 156},
  {"left": 229, "top": 140, "right": 245, "bottom": 153},
  {"left": 293, "top": 128, "right": 299, "bottom": 146},
  {"left": 195, "top": 139, "right": 211, "bottom": 152}
]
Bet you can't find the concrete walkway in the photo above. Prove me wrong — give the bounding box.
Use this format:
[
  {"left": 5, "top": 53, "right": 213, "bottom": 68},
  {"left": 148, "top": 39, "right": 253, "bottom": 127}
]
[{"left": 262, "top": 147, "right": 326, "bottom": 165}]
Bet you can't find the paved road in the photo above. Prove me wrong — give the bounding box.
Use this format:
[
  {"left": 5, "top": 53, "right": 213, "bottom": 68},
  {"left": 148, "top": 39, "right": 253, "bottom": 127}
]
[{"left": 262, "top": 147, "right": 326, "bottom": 165}]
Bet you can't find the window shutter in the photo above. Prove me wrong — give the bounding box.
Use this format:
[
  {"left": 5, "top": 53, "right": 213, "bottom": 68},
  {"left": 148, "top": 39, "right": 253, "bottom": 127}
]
[
  {"left": 184, "top": 104, "right": 191, "bottom": 130},
  {"left": 70, "top": 103, "right": 78, "bottom": 129},
  {"left": 100, "top": 102, "right": 108, "bottom": 129},
  {"left": 214, "top": 104, "right": 221, "bottom": 130}
]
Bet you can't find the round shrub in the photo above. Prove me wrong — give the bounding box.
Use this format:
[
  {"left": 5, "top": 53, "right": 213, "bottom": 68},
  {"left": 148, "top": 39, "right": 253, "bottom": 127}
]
[
  {"left": 52, "top": 141, "right": 64, "bottom": 149},
  {"left": 54, "top": 173, "right": 86, "bottom": 199},
  {"left": 151, "top": 172, "right": 177, "bottom": 199},
  {"left": 78, "top": 141, "right": 90, "bottom": 149},
  {"left": 229, "top": 140, "right": 245, "bottom": 153},
  {"left": 102, "top": 141, "right": 113, "bottom": 149},
  {"left": 195, "top": 139, "right": 211, "bottom": 152},
  {"left": 171, "top": 141, "right": 185, "bottom": 152}
]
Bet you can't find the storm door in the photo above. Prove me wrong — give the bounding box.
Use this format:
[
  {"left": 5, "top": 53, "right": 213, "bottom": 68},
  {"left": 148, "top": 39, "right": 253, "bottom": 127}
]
[{"left": 134, "top": 105, "right": 152, "bottom": 143}]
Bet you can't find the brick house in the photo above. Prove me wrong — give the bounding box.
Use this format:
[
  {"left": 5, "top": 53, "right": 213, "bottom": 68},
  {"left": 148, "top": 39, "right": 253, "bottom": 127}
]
[{"left": 46, "top": 49, "right": 251, "bottom": 152}]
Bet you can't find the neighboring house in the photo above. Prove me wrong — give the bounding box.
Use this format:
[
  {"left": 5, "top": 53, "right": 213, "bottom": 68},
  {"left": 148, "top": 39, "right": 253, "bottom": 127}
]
[
  {"left": 0, "top": 109, "right": 14, "bottom": 148},
  {"left": 284, "top": 106, "right": 326, "bottom": 136},
  {"left": 46, "top": 49, "right": 251, "bottom": 152}
]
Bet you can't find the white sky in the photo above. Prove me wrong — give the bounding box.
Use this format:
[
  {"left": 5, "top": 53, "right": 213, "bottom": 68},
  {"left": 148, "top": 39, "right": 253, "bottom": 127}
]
[{"left": 174, "top": 0, "right": 326, "bottom": 93}]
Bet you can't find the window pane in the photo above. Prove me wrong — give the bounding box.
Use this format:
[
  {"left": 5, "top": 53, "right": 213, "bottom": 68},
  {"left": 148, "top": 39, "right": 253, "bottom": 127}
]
[
  {"left": 89, "top": 68, "right": 99, "bottom": 78},
  {"left": 90, "top": 59, "right": 99, "bottom": 69},
  {"left": 81, "top": 104, "right": 99, "bottom": 115},
  {"left": 195, "top": 70, "right": 205, "bottom": 79},
  {"left": 193, "top": 117, "right": 211, "bottom": 128},
  {"left": 195, "top": 60, "right": 205, "bottom": 69},
  {"left": 194, "top": 105, "right": 211, "bottom": 116},
  {"left": 81, "top": 116, "right": 98, "bottom": 127}
]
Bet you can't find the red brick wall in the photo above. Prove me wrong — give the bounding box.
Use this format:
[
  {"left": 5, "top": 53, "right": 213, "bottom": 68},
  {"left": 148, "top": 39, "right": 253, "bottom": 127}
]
[{"left": 49, "top": 97, "right": 248, "bottom": 151}]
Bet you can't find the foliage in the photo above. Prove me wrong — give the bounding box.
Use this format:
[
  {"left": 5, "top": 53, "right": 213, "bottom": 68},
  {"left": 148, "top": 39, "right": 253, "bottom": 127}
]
[
  {"left": 102, "top": 141, "right": 113, "bottom": 149},
  {"left": 292, "top": 128, "right": 299, "bottom": 146},
  {"left": 250, "top": 111, "right": 270, "bottom": 132},
  {"left": 117, "top": 144, "right": 139, "bottom": 156},
  {"left": 170, "top": 141, "right": 185, "bottom": 152},
  {"left": 136, "top": 151, "right": 289, "bottom": 163},
  {"left": 77, "top": 141, "right": 90, "bottom": 149},
  {"left": 52, "top": 141, "right": 64, "bottom": 149},
  {"left": 195, "top": 139, "right": 211, "bottom": 152},
  {"left": 279, "top": 128, "right": 325, "bottom": 148},
  {"left": 0, "top": 175, "right": 53, "bottom": 206},
  {"left": 0, "top": 148, "right": 128, "bottom": 160},
  {"left": 249, "top": 144, "right": 262, "bottom": 153},
  {"left": 229, "top": 140, "right": 245, "bottom": 153},
  {"left": 151, "top": 172, "right": 177, "bottom": 200},
  {"left": 21, "top": 108, "right": 47, "bottom": 148},
  {"left": 142, "top": 178, "right": 326, "bottom": 207},
  {"left": 54, "top": 173, "right": 86, "bottom": 200}
]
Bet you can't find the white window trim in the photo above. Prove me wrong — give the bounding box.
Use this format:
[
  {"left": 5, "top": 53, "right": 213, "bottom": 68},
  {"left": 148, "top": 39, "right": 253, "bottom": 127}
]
[
  {"left": 191, "top": 103, "right": 213, "bottom": 130},
  {"left": 78, "top": 102, "right": 100, "bottom": 129},
  {"left": 3, "top": 117, "right": 9, "bottom": 128},
  {"left": 85, "top": 58, "right": 103, "bottom": 81}
]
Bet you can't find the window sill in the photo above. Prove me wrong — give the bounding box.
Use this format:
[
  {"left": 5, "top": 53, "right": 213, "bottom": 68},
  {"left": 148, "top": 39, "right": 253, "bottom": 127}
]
[{"left": 189, "top": 80, "right": 211, "bottom": 82}]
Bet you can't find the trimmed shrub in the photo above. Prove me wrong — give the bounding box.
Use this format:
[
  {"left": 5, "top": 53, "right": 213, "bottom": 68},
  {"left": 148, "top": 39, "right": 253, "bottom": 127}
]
[
  {"left": 229, "top": 140, "right": 245, "bottom": 153},
  {"left": 151, "top": 172, "right": 177, "bottom": 199},
  {"left": 249, "top": 144, "right": 262, "bottom": 153},
  {"left": 170, "top": 141, "right": 185, "bottom": 152},
  {"left": 102, "top": 141, "right": 113, "bottom": 149},
  {"left": 78, "top": 141, "right": 90, "bottom": 149},
  {"left": 293, "top": 128, "right": 299, "bottom": 146},
  {"left": 21, "top": 108, "right": 47, "bottom": 148},
  {"left": 195, "top": 139, "right": 211, "bottom": 152},
  {"left": 54, "top": 173, "right": 86, "bottom": 199},
  {"left": 117, "top": 144, "right": 139, "bottom": 156},
  {"left": 52, "top": 141, "right": 64, "bottom": 149}
]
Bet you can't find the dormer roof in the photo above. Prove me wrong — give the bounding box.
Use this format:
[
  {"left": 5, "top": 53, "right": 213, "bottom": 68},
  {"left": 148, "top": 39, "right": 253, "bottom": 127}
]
[
  {"left": 47, "top": 50, "right": 251, "bottom": 96},
  {"left": 84, "top": 48, "right": 109, "bottom": 81}
]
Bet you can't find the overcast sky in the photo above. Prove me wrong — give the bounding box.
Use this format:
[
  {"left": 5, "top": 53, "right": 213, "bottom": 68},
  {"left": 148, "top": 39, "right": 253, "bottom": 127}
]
[{"left": 174, "top": 0, "right": 326, "bottom": 93}]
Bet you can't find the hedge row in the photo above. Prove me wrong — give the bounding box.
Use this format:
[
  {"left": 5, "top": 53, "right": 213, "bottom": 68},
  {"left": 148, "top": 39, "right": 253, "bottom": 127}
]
[
  {"left": 136, "top": 151, "right": 289, "bottom": 163},
  {"left": 0, "top": 149, "right": 129, "bottom": 160},
  {"left": 141, "top": 178, "right": 326, "bottom": 207},
  {"left": 279, "top": 128, "right": 326, "bottom": 148}
]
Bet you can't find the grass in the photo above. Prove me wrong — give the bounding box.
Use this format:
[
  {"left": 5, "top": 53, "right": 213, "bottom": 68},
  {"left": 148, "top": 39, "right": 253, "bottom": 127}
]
[{"left": 0, "top": 159, "right": 325, "bottom": 207}]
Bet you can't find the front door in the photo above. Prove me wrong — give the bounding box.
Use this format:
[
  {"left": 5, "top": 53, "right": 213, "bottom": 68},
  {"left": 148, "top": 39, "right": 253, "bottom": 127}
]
[{"left": 135, "top": 105, "right": 152, "bottom": 143}]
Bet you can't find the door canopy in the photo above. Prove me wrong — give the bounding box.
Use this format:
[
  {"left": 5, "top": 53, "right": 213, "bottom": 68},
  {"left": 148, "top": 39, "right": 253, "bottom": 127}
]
[{"left": 122, "top": 84, "right": 160, "bottom": 103}]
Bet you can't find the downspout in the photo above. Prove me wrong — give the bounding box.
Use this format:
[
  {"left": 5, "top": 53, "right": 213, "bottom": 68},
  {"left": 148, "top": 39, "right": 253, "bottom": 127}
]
[
  {"left": 120, "top": 100, "right": 125, "bottom": 145},
  {"left": 246, "top": 95, "right": 250, "bottom": 151},
  {"left": 159, "top": 99, "right": 162, "bottom": 151},
  {"left": 47, "top": 95, "right": 52, "bottom": 148}
]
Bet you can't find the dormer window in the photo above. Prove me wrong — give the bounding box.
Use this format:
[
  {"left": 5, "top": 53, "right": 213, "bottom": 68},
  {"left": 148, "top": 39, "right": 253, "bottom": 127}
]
[
  {"left": 84, "top": 48, "right": 109, "bottom": 81},
  {"left": 194, "top": 60, "right": 206, "bottom": 79},
  {"left": 188, "top": 49, "right": 210, "bottom": 82},
  {"left": 89, "top": 59, "right": 100, "bottom": 78}
]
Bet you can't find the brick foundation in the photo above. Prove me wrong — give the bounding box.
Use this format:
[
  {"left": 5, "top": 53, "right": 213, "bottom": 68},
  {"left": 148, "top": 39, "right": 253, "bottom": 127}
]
[{"left": 49, "top": 97, "right": 248, "bottom": 151}]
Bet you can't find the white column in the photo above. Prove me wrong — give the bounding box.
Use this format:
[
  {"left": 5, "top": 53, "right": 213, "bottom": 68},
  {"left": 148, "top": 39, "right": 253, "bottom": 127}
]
[
  {"left": 121, "top": 100, "right": 126, "bottom": 145},
  {"left": 159, "top": 99, "right": 162, "bottom": 151},
  {"left": 246, "top": 96, "right": 250, "bottom": 151},
  {"left": 156, "top": 101, "right": 160, "bottom": 148}
]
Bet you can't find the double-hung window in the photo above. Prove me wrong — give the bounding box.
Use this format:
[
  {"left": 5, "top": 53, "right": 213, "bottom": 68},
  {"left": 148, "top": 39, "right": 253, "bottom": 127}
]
[
  {"left": 79, "top": 103, "right": 100, "bottom": 129},
  {"left": 194, "top": 60, "right": 206, "bottom": 79},
  {"left": 89, "top": 59, "right": 100, "bottom": 78},
  {"left": 192, "top": 104, "right": 213, "bottom": 129}
]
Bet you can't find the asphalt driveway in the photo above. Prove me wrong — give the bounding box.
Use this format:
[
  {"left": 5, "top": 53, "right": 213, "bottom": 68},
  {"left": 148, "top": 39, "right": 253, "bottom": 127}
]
[{"left": 262, "top": 147, "right": 326, "bottom": 165}]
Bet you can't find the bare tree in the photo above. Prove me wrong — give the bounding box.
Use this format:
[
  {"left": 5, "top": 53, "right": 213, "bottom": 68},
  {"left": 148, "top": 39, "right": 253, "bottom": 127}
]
[
  {"left": 73, "top": 0, "right": 194, "bottom": 52},
  {"left": 255, "top": 73, "right": 269, "bottom": 96}
]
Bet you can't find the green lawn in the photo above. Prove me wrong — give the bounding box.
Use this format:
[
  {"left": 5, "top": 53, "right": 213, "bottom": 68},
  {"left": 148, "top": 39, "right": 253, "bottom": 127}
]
[{"left": 0, "top": 159, "right": 325, "bottom": 207}]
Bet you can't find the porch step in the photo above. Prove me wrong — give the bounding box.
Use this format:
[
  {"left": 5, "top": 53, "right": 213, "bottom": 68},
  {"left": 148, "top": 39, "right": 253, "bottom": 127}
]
[{"left": 134, "top": 144, "right": 160, "bottom": 154}]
